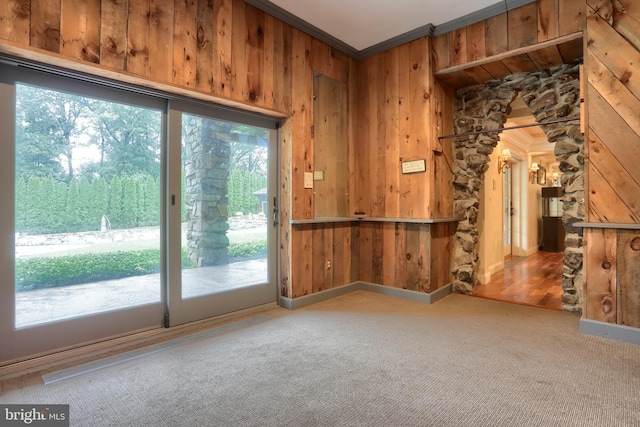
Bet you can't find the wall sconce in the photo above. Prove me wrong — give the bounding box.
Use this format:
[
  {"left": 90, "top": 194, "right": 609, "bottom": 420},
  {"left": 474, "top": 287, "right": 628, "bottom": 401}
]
[
  {"left": 498, "top": 148, "right": 512, "bottom": 173},
  {"left": 529, "top": 162, "right": 540, "bottom": 183}
]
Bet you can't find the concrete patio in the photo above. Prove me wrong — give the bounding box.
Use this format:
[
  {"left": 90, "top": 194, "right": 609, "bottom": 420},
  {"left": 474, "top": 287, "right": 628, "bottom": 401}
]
[{"left": 15, "top": 258, "right": 268, "bottom": 328}]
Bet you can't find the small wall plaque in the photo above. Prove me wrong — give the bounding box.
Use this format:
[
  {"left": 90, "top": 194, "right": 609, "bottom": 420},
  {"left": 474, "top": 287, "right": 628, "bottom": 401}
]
[
  {"left": 313, "top": 170, "right": 324, "bottom": 181},
  {"left": 401, "top": 159, "right": 426, "bottom": 174}
]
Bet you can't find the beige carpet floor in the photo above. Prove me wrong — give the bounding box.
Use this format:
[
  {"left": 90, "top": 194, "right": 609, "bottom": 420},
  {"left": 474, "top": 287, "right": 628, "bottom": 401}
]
[{"left": 1, "top": 291, "right": 639, "bottom": 426}]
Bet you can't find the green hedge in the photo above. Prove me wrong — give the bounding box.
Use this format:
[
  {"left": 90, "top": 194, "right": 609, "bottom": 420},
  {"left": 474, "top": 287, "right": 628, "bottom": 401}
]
[
  {"left": 16, "top": 241, "right": 267, "bottom": 291},
  {"left": 229, "top": 240, "right": 267, "bottom": 258}
]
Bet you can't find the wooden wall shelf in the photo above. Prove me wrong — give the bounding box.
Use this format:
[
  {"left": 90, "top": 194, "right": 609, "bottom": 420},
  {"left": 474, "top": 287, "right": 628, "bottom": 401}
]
[
  {"left": 574, "top": 222, "right": 640, "bottom": 230},
  {"left": 290, "top": 217, "right": 459, "bottom": 225}
]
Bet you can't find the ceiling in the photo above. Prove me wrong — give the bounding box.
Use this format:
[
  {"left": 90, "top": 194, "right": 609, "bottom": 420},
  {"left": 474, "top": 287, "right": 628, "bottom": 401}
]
[
  {"left": 263, "top": 0, "right": 499, "bottom": 51},
  {"left": 247, "top": 0, "right": 538, "bottom": 57}
]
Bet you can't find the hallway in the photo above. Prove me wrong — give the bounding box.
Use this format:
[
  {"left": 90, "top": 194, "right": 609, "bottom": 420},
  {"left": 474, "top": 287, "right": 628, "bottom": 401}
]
[{"left": 472, "top": 251, "right": 564, "bottom": 311}]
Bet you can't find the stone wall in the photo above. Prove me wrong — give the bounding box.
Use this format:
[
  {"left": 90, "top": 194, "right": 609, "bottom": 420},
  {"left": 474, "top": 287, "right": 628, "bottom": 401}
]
[{"left": 451, "top": 63, "right": 584, "bottom": 313}]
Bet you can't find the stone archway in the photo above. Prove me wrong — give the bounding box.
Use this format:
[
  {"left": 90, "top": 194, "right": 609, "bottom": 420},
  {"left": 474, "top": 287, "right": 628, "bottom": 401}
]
[{"left": 451, "top": 63, "right": 584, "bottom": 313}]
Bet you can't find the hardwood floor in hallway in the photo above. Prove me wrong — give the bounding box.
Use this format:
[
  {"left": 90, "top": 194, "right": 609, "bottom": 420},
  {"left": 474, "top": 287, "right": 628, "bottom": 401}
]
[{"left": 472, "top": 251, "right": 564, "bottom": 311}]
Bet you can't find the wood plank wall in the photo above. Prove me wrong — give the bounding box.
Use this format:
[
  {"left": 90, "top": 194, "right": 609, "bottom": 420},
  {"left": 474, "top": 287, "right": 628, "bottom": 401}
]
[
  {"left": 353, "top": 36, "right": 455, "bottom": 296},
  {"left": 584, "top": 0, "right": 640, "bottom": 327},
  {"left": 356, "top": 36, "right": 453, "bottom": 219},
  {"left": 432, "top": 0, "right": 584, "bottom": 76}
]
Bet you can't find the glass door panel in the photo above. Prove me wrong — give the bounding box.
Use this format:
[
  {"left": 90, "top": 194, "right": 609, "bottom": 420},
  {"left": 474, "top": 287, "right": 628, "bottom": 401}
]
[
  {"left": 181, "top": 114, "right": 268, "bottom": 299},
  {"left": 0, "top": 64, "right": 166, "bottom": 363},
  {"left": 13, "top": 83, "right": 163, "bottom": 328},
  {"left": 167, "top": 103, "right": 277, "bottom": 326}
]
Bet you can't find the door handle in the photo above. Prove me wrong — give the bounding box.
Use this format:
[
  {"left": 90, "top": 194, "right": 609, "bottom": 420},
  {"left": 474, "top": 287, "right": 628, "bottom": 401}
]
[{"left": 272, "top": 196, "right": 278, "bottom": 227}]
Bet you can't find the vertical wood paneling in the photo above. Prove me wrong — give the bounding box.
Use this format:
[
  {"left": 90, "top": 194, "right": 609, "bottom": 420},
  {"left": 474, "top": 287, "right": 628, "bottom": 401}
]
[
  {"left": 61, "top": 0, "right": 100, "bottom": 64},
  {"left": 148, "top": 0, "right": 174, "bottom": 82},
  {"left": 332, "top": 224, "right": 346, "bottom": 287},
  {"left": 367, "top": 54, "right": 383, "bottom": 217},
  {"left": 99, "top": 0, "right": 127, "bottom": 69},
  {"left": 359, "top": 223, "right": 373, "bottom": 283},
  {"left": 558, "top": 0, "right": 585, "bottom": 35},
  {"left": 213, "top": 0, "right": 232, "bottom": 98},
  {"left": 290, "top": 29, "right": 313, "bottom": 221},
  {"left": 291, "top": 224, "right": 313, "bottom": 298},
  {"left": 430, "top": 222, "right": 454, "bottom": 291},
  {"left": 173, "top": 0, "right": 197, "bottom": 89},
  {"left": 394, "top": 223, "right": 407, "bottom": 288},
  {"left": 382, "top": 223, "right": 396, "bottom": 286},
  {"left": 262, "top": 13, "right": 275, "bottom": 108},
  {"left": 397, "top": 43, "right": 412, "bottom": 217},
  {"left": 538, "top": 0, "right": 560, "bottom": 42},
  {"left": 371, "top": 223, "right": 384, "bottom": 284},
  {"left": 322, "top": 225, "right": 334, "bottom": 289},
  {"left": 384, "top": 49, "right": 400, "bottom": 218},
  {"left": 431, "top": 33, "right": 449, "bottom": 71},
  {"left": 484, "top": 13, "right": 508, "bottom": 56},
  {"left": 271, "top": 17, "right": 285, "bottom": 110},
  {"left": 357, "top": 37, "right": 433, "bottom": 221},
  {"left": 244, "top": 4, "right": 265, "bottom": 105},
  {"left": 350, "top": 224, "right": 360, "bottom": 282},
  {"left": 466, "top": 21, "right": 486, "bottom": 62},
  {"left": 126, "top": 0, "right": 150, "bottom": 76},
  {"left": 449, "top": 27, "right": 467, "bottom": 66},
  {"left": 0, "top": 0, "right": 30, "bottom": 44},
  {"left": 584, "top": 229, "right": 617, "bottom": 323},
  {"left": 354, "top": 57, "right": 371, "bottom": 214},
  {"left": 195, "top": 0, "right": 214, "bottom": 93},
  {"left": 374, "top": 54, "right": 386, "bottom": 218},
  {"left": 617, "top": 231, "right": 640, "bottom": 327},
  {"left": 347, "top": 57, "right": 358, "bottom": 217},
  {"left": 404, "top": 223, "right": 420, "bottom": 290},
  {"left": 431, "top": 81, "right": 454, "bottom": 218},
  {"left": 230, "top": 0, "right": 246, "bottom": 100},
  {"left": 407, "top": 38, "right": 431, "bottom": 218},
  {"left": 417, "top": 224, "right": 430, "bottom": 292},
  {"left": 508, "top": 3, "right": 539, "bottom": 50},
  {"left": 312, "top": 224, "right": 325, "bottom": 293},
  {"left": 30, "top": 0, "right": 61, "bottom": 53}
]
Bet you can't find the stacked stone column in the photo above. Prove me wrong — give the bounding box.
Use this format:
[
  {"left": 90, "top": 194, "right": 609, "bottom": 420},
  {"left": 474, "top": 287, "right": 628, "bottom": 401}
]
[{"left": 184, "top": 118, "right": 232, "bottom": 267}]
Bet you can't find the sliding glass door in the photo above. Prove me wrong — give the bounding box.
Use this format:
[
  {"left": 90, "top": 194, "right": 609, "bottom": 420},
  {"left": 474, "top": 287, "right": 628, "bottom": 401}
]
[
  {"left": 166, "top": 101, "right": 278, "bottom": 326},
  {"left": 0, "top": 62, "right": 278, "bottom": 363}
]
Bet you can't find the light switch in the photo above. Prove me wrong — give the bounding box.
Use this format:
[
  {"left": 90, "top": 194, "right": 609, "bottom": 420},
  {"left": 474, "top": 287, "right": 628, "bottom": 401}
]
[{"left": 304, "top": 172, "right": 314, "bottom": 189}]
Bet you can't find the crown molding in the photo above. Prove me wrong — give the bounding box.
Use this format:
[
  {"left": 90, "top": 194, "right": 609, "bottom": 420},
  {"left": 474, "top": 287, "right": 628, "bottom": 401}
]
[
  {"left": 245, "top": 0, "right": 537, "bottom": 59},
  {"left": 243, "top": 0, "right": 360, "bottom": 57}
]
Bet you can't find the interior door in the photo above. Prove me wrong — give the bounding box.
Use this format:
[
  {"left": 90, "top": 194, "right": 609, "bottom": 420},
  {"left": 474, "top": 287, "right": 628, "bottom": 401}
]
[
  {"left": 0, "top": 64, "right": 166, "bottom": 363},
  {"left": 166, "top": 101, "right": 278, "bottom": 326}
]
